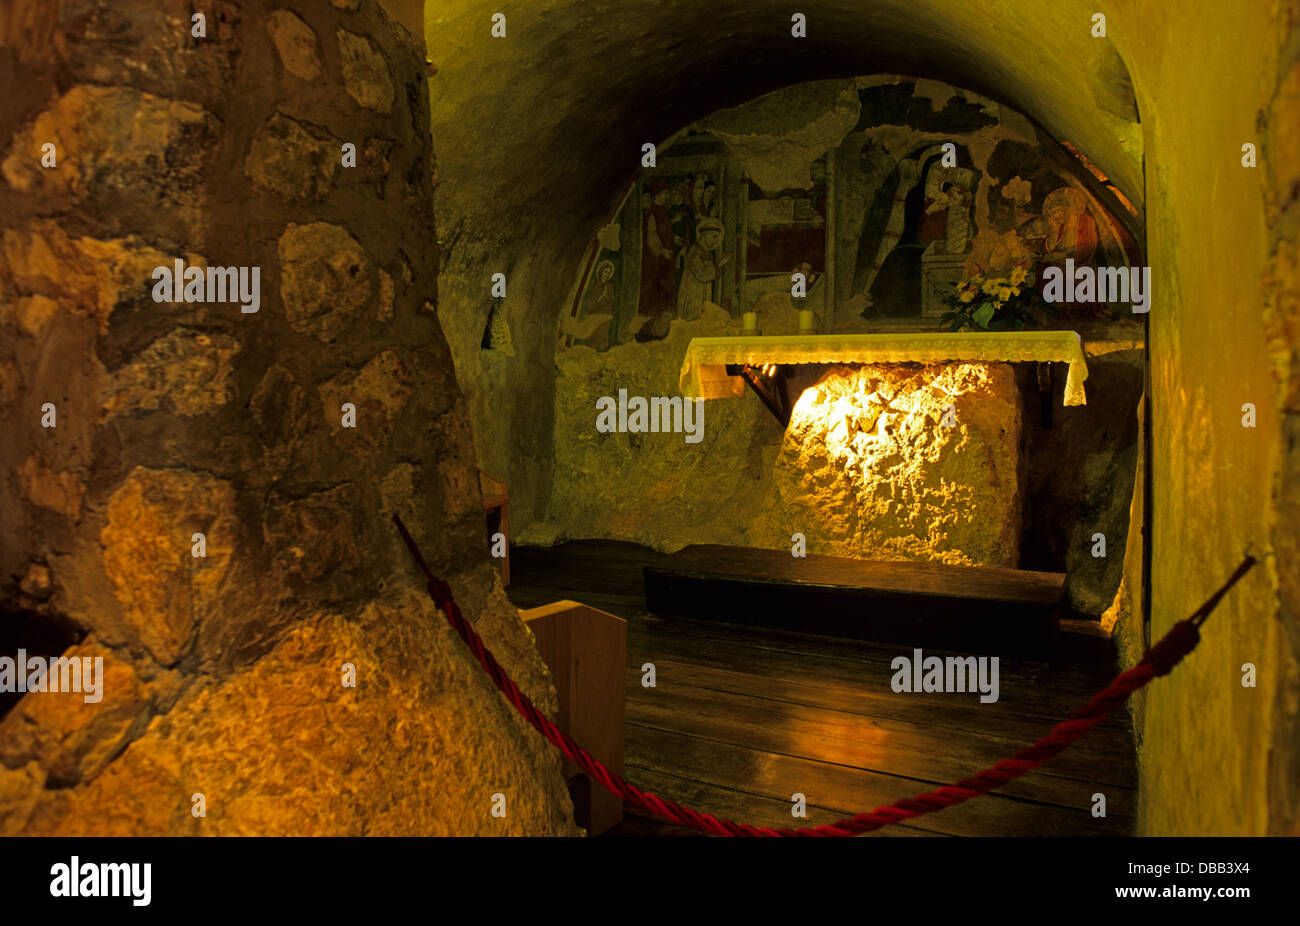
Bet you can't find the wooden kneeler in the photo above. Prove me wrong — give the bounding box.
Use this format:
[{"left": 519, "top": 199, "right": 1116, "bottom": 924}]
[{"left": 520, "top": 601, "right": 626, "bottom": 835}]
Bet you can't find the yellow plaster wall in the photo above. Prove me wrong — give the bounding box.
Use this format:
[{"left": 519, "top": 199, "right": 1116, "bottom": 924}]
[{"left": 1107, "top": 0, "right": 1298, "bottom": 835}]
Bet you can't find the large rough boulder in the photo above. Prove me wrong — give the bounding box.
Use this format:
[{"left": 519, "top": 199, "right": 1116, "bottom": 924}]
[
  {"left": 8, "top": 587, "right": 576, "bottom": 836},
  {"left": 752, "top": 362, "right": 1023, "bottom": 566}
]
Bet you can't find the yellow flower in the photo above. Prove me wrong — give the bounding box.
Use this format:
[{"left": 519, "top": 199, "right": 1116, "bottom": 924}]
[
  {"left": 982, "top": 279, "right": 1000, "bottom": 295},
  {"left": 959, "top": 288, "right": 976, "bottom": 303},
  {"left": 1010, "top": 266, "right": 1028, "bottom": 285}
]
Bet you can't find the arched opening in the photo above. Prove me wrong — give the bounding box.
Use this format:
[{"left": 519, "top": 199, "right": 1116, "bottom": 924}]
[
  {"left": 545, "top": 75, "right": 1143, "bottom": 595},
  {"left": 504, "top": 72, "right": 1147, "bottom": 835}
]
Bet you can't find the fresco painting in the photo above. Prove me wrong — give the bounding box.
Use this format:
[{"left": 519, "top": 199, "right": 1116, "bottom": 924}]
[{"left": 563, "top": 77, "right": 1142, "bottom": 349}]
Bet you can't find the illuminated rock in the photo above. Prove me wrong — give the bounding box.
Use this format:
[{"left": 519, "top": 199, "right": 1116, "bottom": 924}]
[
  {"left": 22, "top": 588, "right": 578, "bottom": 837},
  {"left": 755, "top": 362, "right": 1022, "bottom": 566},
  {"left": 0, "top": 1, "right": 577, "bottom": 837},
  {"left": 18, "top": 455, "right": 84, "bottom": 519},
  {"left": 12, "top": 295, "right": 57, "bottom": 337},
  {"left": 317, "top": 348, "right": 413, "bottom": 438},
  {"left": 0, "top": 222, "right": 193, "bottom": 334},
  {"left": 100, "top": 468, "right": 238, "bottom": 667},
  {"left": 0, "top": 763, "right": 44, "bottom": 834},
  {"left": 0, "top": 85, "right": 210, "bottom": 200},
  {"left": 0, "top": 639, "right": 162, "bottom": 786},
  {"left": 248, "top": 364, "right": 329, "bottom": 481},
  {"left": 262, "top": 484, "right": 363, "bottom": 583}
]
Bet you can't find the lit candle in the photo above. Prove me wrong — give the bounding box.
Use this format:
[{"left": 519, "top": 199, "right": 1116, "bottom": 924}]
[
  {"left": 798, "top": 309, "right": 815, "bottom": 332},
  {"left": 742, "top": 311, "right": 757, "bottom": 332}
]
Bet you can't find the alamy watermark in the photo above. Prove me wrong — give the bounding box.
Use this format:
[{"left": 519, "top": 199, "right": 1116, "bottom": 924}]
[
  {"left": 0, "top": 650, "right": 103, "bottom": 703},
  {"left": 1041, "top": 259, "right": 1151, "bottom": 314},
  {"left": 151, "top": 259, "right": 260, "bottom": 314},
  {"left": 890, "top": 648, "right": 999, "bottom": 703},
  {"left": 595, "top": 389, "right": 703, "bottom": 444},
  {"left": 50, "top": 856, "right": 150, "bottom": 906}
]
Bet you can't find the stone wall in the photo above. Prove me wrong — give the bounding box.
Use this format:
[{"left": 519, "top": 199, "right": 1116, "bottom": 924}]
[{"left": 0, "top": 0, "right": 578, "bottom": 836}]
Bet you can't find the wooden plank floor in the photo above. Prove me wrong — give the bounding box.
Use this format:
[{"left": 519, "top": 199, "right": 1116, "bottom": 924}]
[{"left": 508, "top": 540, "right": 1137, "bottom": 837}]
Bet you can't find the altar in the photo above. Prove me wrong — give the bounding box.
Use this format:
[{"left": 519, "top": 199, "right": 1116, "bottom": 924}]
[
  {"left": 668, "top": 329, "right": 1099, "bottom": 568},
  {"left": 678, "top": 330, "right": 1090, "bottom": 406}
]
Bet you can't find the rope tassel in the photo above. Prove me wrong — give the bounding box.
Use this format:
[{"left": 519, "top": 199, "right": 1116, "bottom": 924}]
[{"left": 394, "top": 515, "right": 1256, "bottom": 837}]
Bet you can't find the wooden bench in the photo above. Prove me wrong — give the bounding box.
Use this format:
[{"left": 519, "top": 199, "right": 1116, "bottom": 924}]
[
  {"left": 643, "top": 544, "right": 1066, "bottom": 657},
  {"left": 521, "top": 600, "right": 626, "bottom": 835}
]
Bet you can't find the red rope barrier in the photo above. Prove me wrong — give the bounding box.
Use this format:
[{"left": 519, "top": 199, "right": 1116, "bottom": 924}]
[{"left": 393, "top": 515, "right": 1256, "bottom": 837}]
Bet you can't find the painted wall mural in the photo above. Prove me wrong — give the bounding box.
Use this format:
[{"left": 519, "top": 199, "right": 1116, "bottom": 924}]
[{"left": 559, "top": 76, "right": 1143, "bottom": 350}]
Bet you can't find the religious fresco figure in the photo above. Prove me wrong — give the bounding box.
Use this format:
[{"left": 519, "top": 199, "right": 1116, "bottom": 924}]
[
  {"left": 850, "top": 143, "right": 984, "bottom": 319},
  {"left": 563, "top": 84, "right": 1143, "bottom": 347},
  {"left": 1018, "top": 187, "right": 1101, "bottom": 311},
  {"left": 1020, "top": 187, "right": 1097, "bottom": 264},
  {"left": 561, "top": 258, "right": 618, "bottom": 347},
  {"left": 863, "top": 155, "right": 972, "bottom": 314},
  {"left": 676, "top": 218, "right": 729, "bottom": 321},
  {"left": 917, "top": 166, "right": 953, "bottom": 245},
  {"left": 688, "top": 173, "right": 719, "bottom": 218},
  {"left": 915, "top": 173, "right": 975, "bottom": 255},
  {"left": 699, "top": 181, "right": 719, "bottom": 218},
  {"left": 639, "top": 179, "right": 678, "bottom": 327},
  {"left": 853, "top": 154, "right": 924, "bottom": 314},
  {"left": 589, "top": 259, "right": 617, "bottom": 318},
  {"left": 950, "top": 182, "right": 1119, "bottom": 327},
  {"left": 940, "top": 171, "right": 975, "bottom": 256}
]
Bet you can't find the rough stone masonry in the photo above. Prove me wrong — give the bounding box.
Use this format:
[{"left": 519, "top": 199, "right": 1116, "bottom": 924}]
[{"left": 0, "top": 0, "right": 578, "bottom": 836}]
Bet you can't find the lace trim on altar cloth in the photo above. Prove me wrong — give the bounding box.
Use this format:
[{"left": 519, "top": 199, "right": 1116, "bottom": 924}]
[{"left": 678, "top": 331, "right": 1090, "bottom": 406}]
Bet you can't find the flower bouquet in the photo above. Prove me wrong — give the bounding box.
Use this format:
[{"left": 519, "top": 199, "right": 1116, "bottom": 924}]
[{"left": 940, "top": 266, "right": 1053, "bottom": 332}]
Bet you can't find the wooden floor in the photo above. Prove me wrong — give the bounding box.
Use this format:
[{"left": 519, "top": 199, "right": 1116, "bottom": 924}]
[{"left": 508, "top": 540, "right": 1138, "bottom": 837}]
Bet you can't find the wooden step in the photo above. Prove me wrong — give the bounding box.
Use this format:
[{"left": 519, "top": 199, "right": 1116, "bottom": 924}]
[{"left": 643, "top": 544, "right": 1065, "bottom": 657}]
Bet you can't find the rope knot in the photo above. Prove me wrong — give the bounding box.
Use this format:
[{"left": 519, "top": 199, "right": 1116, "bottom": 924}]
[{"left": 1143, "top": 620, "right": 1200, "bottom": 676}]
